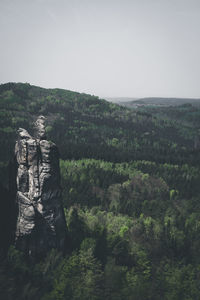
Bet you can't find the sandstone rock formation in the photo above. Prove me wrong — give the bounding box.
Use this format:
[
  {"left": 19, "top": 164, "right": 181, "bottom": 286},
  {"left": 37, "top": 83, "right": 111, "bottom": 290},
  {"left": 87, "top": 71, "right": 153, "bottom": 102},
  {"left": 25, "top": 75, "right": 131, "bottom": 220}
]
[{"left": 14, "top": 116, "right": 66, "bottom": 256}]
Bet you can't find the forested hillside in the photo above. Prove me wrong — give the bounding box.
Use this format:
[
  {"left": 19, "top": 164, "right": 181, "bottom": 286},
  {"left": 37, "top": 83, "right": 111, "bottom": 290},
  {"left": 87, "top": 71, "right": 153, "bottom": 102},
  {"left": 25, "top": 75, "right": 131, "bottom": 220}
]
[
  {"left": 1, "top": 83, "right": 200, "bottom": 299},
  {"left": 1, "top": 83, "right": 200, "bottom": 186}
]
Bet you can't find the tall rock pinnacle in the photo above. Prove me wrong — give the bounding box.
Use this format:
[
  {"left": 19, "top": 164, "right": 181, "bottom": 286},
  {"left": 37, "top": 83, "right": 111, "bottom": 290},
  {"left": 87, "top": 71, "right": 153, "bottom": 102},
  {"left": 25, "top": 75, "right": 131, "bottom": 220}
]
[{"left": 14, "top": 116, "right": 66, "bottom": 256}]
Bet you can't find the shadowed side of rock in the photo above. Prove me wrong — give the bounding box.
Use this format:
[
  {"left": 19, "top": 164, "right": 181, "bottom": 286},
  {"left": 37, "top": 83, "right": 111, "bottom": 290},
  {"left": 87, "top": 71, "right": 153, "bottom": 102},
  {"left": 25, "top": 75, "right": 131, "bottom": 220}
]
[
  {"left": 0, "top": 182, "right": 13, "bottom": 255},
  {"left": 13, "top": 116, "right": 66, "bottom": 257}
]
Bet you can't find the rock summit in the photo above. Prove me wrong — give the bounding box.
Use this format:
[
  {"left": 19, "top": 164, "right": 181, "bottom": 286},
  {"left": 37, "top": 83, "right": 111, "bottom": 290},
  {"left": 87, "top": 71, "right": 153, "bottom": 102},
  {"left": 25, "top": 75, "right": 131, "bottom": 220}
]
[{"left": 13, "top": 116, "right": 66, "bottom": 256}]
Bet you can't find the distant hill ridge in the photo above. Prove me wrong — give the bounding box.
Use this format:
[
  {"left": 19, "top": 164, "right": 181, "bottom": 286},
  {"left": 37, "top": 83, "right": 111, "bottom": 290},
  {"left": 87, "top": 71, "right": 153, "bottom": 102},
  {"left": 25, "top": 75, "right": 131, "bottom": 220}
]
[{"left": 106, "top": 96, "right": 200, "bottom": 107}]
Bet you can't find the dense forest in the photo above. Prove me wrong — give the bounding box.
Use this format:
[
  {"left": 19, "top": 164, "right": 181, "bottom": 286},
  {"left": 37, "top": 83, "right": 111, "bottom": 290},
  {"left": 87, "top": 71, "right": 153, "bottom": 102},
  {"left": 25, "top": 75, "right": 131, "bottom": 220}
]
[{"left": 1, "top": 82, "right": 200, "bottom": 299}]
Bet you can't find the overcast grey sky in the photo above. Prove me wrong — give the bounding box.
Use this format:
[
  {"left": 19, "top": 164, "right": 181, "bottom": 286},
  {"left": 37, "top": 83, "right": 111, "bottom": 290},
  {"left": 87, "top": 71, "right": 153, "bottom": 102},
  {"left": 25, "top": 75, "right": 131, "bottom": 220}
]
[{"left": 0, "top": 0, "right": 200, "bottom": 98}]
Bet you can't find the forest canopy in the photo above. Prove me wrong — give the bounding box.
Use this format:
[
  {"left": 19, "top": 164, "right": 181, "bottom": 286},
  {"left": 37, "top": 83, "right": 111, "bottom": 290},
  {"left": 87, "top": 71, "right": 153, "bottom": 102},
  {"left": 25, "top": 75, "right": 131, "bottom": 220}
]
[{"left": 1, "top": 83, "right": 200, "bottom": 300}]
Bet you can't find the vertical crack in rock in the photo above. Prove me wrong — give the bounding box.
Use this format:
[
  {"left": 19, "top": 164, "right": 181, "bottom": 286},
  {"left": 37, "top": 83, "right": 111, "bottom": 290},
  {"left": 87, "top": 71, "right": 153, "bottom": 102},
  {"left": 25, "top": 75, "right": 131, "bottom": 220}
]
[{"left": 14, "top": 116, "right": 66, "bottom": 257}]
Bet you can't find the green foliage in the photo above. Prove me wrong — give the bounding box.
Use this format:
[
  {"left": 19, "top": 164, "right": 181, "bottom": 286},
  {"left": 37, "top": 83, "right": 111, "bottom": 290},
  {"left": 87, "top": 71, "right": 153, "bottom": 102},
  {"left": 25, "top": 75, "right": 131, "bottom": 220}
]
[
  {"left": 2, "top": 83, "right": 200, "bottom": 299},
  {"left": 43, "top": 250, "right": 104, "bottom": 300}
]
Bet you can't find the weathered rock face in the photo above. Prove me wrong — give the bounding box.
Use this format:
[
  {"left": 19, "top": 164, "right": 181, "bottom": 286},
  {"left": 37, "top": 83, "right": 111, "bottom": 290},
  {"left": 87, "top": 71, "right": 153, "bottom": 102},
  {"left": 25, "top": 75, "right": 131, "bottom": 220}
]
[{"left": 14, "top": 116, "right": 66, "bottom": 256}]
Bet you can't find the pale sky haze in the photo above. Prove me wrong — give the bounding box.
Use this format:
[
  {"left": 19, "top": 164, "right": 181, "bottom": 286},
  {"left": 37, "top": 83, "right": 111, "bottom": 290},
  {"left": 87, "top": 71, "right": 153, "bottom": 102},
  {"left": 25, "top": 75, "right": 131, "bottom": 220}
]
[{"left": 0, "top": 0, "right": 200, "bottom": 98}]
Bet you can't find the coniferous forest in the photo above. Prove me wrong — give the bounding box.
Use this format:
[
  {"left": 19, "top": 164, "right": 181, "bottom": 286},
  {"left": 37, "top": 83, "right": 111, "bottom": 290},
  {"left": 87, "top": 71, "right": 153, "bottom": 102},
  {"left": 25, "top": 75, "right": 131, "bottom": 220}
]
[{"left": 1, "top": 82, "right": 200, "bottom": 299}]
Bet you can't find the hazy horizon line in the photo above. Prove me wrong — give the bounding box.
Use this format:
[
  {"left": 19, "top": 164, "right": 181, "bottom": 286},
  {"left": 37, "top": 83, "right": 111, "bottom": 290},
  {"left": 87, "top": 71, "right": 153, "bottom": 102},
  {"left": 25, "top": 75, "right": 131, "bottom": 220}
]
[{"left": 1, "top": 81, "right": 200, "bottom": 101}]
